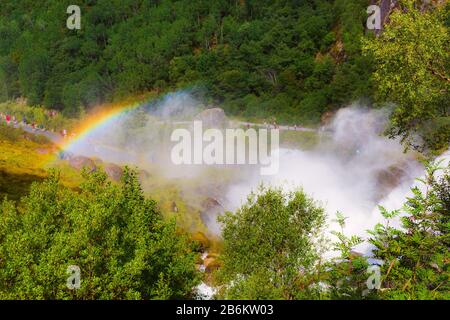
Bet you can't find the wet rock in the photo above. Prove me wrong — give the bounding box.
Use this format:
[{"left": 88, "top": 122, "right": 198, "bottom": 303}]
[
  {"left": 92, "top": 158, "right": 104, "bottom": 166},
  {"left": 321, "top": 111, "right": 335, "bottom": 126},
  {"left": 199, "top": 197, "right": 224, "bottom": 235},
  {"left": 373, "top": 163, "right": 408, "bottom": 202},
  {"left": 195, "top": 107, "right": 228, "bottom": 128},
  {"left": 349, "top": 251, "right": 363, "bottom": 259},
  {"left": 69, "top": 156, "right": 97, "bottom": 172},
  {"left": 202, "top": 197, "right": 223, "bottom": 211},
  {"left": 104, "top": 163, "right": 123, "bottom": 181},
  {"left": 138, "top": 169, "right": 151, "bottom": 183},
  {"left": 203, "top": 254, "right": 221, "bottom": 273},
  {"left": 57, "top": 150, "right": 74, "bottom": 160},
  {"left": 368, "top": 0, "right": 400, "bottom": 34}
]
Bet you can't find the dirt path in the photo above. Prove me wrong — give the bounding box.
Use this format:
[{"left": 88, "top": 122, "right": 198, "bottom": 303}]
[
  {"left": 9, "top": 122, "right": 63, "bottom": 144},
  {"left": 231, "top": 120, "right": 317, "bottom": 132}
]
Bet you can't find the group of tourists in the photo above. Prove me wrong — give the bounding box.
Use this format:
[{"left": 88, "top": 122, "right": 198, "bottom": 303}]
[
  {"left": 0, "top": 112, "right": 70, "bottom": 139},
  {"left": 261, "top": 120, "right": 301, "bottom": 131}
]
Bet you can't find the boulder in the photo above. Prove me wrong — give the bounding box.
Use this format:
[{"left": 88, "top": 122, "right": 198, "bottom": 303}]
[
  {"left": 104, "top": 163, "right": 123, "bottom": 181},
  {"left": 373, "top": 163, "right": 408, "bottom": 202},
  {"left": 92, "top": 158, "right": 104, "bottom": 166},
  {"left": 199, "top": 197, "right": 224, "bottom": 235},
  {"left": 203, "top": 254, "right": 221, "bottom": 273},
  {"left": 321, "top": 111, "right": 335, "bottom": 126},
  {"left": 138, "top": 169, "right": 151, "bottom": 183},
  {"left": 68, "top": 156, "right": 97, "bottom": 172},
  {"left": 201, "top": 197, "right": 223, "bottom": 211},
  {"left": 57, "top": 150, "right": 74, "bottom": 160},
  {"left": 194, "top": 107, "right": 227, "bottom": 128}
]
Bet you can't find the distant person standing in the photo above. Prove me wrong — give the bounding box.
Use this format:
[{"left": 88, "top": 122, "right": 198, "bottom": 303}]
[{"left": 5, "top": 114, "right": 11, "bottom": 124}]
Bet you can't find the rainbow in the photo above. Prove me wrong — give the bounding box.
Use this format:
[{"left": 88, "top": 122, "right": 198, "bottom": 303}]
[
  {"left": 53, "top": 90, "right": 190, "bottom": 162},
  {"left": 57, "top": 100, "right": 146, "bottom": 152}
]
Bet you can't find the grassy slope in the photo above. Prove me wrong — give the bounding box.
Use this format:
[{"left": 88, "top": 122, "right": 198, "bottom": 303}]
[
  {"left": 0, "top": 119, "right": 212, "bottom": 236},
  {"left": 0, "top": 123, "right": 84, "bottom": 200}
]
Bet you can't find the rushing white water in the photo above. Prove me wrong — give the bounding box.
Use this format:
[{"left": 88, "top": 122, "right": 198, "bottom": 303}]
[
  {"left": 224, "top": 106, "right": 426, "bottom": 253},
  {"left": 61, "top": 92, "right": 447, "bottom": 253}
]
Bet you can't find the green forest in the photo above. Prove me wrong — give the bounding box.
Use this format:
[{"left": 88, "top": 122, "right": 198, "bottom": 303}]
[
  {"left": 0, "top": 160, "right": 448, "bottom": 299},
  {"left": 1, "top": 0, "right": 448, "bottom": 148},
  {"left": 0, "top": 0, "right": 373, "bottom": 125},
  {"left": 0, "top": 0, "right": 449, "bottom": 300}
]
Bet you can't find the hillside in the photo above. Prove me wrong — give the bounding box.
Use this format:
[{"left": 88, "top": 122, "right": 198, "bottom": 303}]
[{"left": 0, "top": 0, "right": 372, "bottom": 124}]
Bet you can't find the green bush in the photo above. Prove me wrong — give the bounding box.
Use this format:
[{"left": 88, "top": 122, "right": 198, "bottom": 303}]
[{"left": 0, "top": 168, "right": 200, "bottom": 299}]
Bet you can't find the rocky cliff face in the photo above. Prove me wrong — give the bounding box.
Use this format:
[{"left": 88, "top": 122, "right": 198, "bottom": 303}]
[
  {"left": 370, "top": 0, "right": 446, "bottom": 34},
  {"left": 369, "top": 0, "right": 398, "bottom": 34}
]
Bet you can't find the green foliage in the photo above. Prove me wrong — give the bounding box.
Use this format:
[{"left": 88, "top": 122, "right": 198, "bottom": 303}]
[
  {"left": 363, "top": 0, "right": 450, "bottom": 149},
  {"left": 331, "top": 212, "right": 364, "bottom": 259},
  {"left": 326, "top": 212, "right": 372, "bottom": 299},
  {"left": 0, "top": 168, "right": 200, "bottom": 299},
  {"left": 0, "top": 0, "right": 372, "bottom": 124},
  {"left": 215, "top": 164, "right": 450, "bottom": 300},
  {"left": 367, "top": 161, "right": 450, "bottom": 299},
  {"left": 421, "top": 117, "right": 450, "bottom": 154},
  {"left": 216, "top": 186, "right": 326, "bottom": 299}
]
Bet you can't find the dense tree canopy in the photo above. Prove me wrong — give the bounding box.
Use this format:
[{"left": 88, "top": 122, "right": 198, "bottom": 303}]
[
  {"left": 217, "top": 186, "right": 326, "bottom": 299},
  {"left": 217, "top": 164, "right": 450, "bottom": 300},
  {"left": 0, "top": 168, "right": 199, "bottom": 299},
  {"left": 0, "top": 0, "right": 448, "bottom": 301},
  {"left": 367, "top": 162, "right": 450, "bottom": 299},
  {"left": 0, "top": 0, "right": 371, "bottom": 123},
  {"left": 363, "top": 0, "right": 450, "bottom": 150}
]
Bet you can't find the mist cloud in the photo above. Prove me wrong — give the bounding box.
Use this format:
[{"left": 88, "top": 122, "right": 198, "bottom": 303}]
[{"left": 64, "top": 93, "right": 445, "bottom": 252}]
